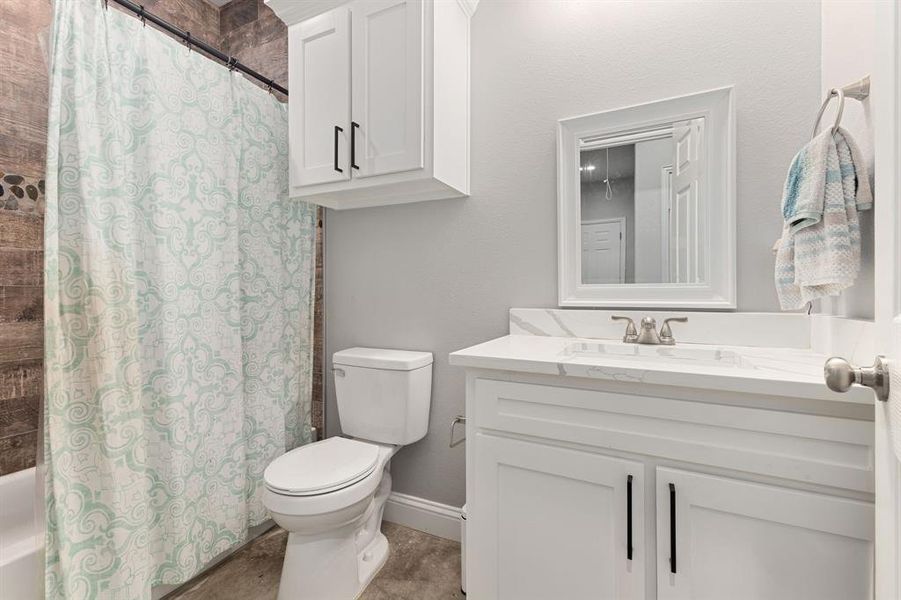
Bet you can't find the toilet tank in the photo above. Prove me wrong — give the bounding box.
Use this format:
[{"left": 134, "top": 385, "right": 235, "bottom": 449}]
[{"left": 333, "top": 348, "right": 433, "bottom": 445}]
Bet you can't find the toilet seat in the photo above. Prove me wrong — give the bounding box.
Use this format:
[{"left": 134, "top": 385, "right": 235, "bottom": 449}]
[{"left": 264, "top": 437, "right": 380, "bottom": 497}]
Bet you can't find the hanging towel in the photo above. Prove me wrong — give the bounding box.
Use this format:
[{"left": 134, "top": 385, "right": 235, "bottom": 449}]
[{"left": 774, "top": 127, "right": 872, "bottom": 309}]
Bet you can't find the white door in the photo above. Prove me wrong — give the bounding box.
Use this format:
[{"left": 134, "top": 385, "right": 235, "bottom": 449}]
[
  {"left": 670, "top": 118, "right": 704, "bottom": 284},
  {"left": 470, "top": 435, "right": 645, "bottom": 600},
  {"left": 655, "top": 468, "right": 873, "bottom": 600},
  {"left": 351, "top": 0, "right": 423, "bottom": 178},
  {"left": 874, "top": 3, "right": 901, "bottom": 596},
  {"left": 660, "top": 165, "right": 674, "bottom": 282},
  {"left": 582, "top": 219, "right": 625, "bottom": 284},
  {"left": 288, "top": 9, "right": 351, "bottom": 187}
]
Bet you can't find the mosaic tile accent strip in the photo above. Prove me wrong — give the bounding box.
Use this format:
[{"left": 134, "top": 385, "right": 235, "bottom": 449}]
[{"left": 0, "top": 172, "right": 45, "bottom": 214}]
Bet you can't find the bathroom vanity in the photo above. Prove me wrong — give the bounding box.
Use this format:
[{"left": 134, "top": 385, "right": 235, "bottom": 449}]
[{"left": 451, "top": 309, "right": 876, "bottom": 600}]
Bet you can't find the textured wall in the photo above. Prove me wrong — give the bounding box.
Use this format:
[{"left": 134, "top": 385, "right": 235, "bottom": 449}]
[
  {"left": 820, "top": 0, "right": 876, "bottom": 319},
  {"left": 325, "top": 0, "right": 822, "bottom": 507},
  {"left": 0, "top": 0, "right": 319, "bottom": 475}
]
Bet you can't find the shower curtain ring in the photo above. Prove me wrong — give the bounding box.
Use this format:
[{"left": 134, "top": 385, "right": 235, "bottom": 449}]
[
  {"left": 267, "top": 79, "right": 274, "bottom": 94},
  {"left": 227, "top": 57, "right": 238, "bottom": 72},
  {"left": 185, "top": 32, "right": 193, "bottom": 52},
  {"left": 138, "top": 5, "right": 146, "bottom": 26}
]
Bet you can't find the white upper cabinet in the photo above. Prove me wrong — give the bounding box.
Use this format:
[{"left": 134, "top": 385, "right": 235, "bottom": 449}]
[
  {"left": 351, "top": 0, "right": 423, "bottom": 178},
  {"left": 288, "top": 10, "right": 351, "bottom": 187},
  {"left": 272, "top": 0, "right": 474, "bottom": 210}
]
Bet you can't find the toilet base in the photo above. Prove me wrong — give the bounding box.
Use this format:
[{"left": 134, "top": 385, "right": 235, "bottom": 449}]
[
  {"left": 354, "top": 531, "right": 389, "bottom": 599},
  {"left": 274, "top": 465, "right": 394, "bottom": 600}
]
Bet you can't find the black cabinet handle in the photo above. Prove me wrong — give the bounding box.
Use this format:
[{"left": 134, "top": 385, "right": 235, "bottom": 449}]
[
  {"left": 351, "top": 121, "right": 360, "bottom": 170},
  {"left": 334, "top": 125, "right": 343, "bottom": 173},
  {"left": 627, "top": 475, "right": 633, "bottom": 561},
  {"left": 669, "top": 483, "right": 677, "bottom": 574}
]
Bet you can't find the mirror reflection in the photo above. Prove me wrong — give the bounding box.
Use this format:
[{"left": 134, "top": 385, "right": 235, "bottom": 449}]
[{"left": 579, "top": 119, "right": 705, "bottom": 286}]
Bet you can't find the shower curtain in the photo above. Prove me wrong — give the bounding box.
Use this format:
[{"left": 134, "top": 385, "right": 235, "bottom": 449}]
[{"left": 43, "top": 2, "right": 315, "bottom": 598}]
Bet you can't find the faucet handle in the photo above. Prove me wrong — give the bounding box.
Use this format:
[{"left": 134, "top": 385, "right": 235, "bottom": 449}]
[
  {"left": 660, "top": 317, "right": 688, "bottom": 345},
  {"left": 611, "top": 315, "right": 639, "bottom": 343}
]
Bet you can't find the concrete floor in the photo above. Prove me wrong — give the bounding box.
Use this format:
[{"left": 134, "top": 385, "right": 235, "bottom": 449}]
[{"left": 165, "top": 522, "right": 463, "bottom": 600}]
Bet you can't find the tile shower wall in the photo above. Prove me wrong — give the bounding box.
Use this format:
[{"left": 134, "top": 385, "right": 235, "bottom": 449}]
[
  {"left": 0, "top": 0, "right": 52, "bottom": 475},
  {"left": 0, "top": 0, "right": 323, "bottom": 475}
]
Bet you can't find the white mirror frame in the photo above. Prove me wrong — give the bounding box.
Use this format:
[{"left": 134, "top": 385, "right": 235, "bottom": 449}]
[{"left": 557, "top": 86, "right": 736, "bottom": 309}]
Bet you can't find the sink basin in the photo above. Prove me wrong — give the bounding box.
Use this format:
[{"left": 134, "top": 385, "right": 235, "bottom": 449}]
[{"left": 560, "top": 341, "right": 757, "bottom": 370}]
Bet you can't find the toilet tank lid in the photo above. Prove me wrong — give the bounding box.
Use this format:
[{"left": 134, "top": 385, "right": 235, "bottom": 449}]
[{"left": 333, "top": 347, "right": 433, "bottom": 371}]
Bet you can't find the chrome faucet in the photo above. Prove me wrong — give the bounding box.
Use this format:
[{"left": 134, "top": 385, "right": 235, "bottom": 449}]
[
  {"left": 637, "top": 317, "right": 662, "bottom": 344},
  {"left": 611, "top": 316, "right": 688, "bottom": 345}
]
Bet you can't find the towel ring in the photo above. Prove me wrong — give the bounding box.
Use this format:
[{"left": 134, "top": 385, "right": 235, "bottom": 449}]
[{"left": 812, "top": 88, "right": 845, "bottom": 138}]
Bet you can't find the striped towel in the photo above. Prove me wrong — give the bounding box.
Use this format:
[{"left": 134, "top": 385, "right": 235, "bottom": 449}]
[{"left": 774, "top": 127, "right": 872, "bottom": 310}]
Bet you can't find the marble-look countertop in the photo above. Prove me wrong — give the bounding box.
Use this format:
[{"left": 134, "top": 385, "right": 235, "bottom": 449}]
[{"left": 449, "top": 335, "right": 873, "bottom": 404}]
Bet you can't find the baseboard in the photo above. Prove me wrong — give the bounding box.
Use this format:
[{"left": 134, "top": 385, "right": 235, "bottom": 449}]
[{"left": 383, "top": 492, "right": 462, "bottom": 542}]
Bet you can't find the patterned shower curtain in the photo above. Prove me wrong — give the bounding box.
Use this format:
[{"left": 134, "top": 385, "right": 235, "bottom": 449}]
[{"left": 43, "top": 1, "right": 315, "bottom": 598}]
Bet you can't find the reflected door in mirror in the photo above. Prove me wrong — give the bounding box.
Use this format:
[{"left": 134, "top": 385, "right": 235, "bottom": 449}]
[
  {"left": 581, "top": 219, "right": 625, "bottom": 284},
  {"left": 578, "top": 119, "right": 705, "bottom": 287}
]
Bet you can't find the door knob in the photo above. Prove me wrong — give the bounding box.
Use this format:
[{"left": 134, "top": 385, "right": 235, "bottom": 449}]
[{"left": 823, "top": 355, "right": 890, "bottom": 401}]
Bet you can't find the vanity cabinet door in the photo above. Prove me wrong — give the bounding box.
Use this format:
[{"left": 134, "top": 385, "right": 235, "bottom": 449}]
[
  {"left": 288, "top": 9, "right": 351, "bottom": 188},
  {"left": 656, "top": 467, "right": 874, "bottom": 600},
  {"left": 470, "top": 434, "right": 645, "bottom": 600},
  {"left": 350, "top": 0, "right": 423, "bottom": 178}
]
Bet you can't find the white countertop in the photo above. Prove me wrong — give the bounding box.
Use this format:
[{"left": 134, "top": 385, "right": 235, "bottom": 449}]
[{"left": 449, "top": 334, "right": 873, "bottom": 404}]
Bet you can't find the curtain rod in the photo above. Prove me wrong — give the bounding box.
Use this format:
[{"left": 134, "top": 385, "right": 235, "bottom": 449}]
[{"left": 105, "top": 0, "right": 289, "bottom": 96}]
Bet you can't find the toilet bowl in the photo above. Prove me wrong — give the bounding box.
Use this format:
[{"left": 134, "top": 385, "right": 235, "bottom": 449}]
[
  {"left": 264, "top": 438, "right": 399, "bottom": 600},
  {"left": 263, "top": 347, "right": 433, "bottom": 600}
]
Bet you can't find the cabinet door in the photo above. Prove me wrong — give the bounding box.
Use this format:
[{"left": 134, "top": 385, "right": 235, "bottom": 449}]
[
  {"left": 288, "top": 9, "right": 350, "bottom": 188},
  {"left": 656, "top": 467, "right": 873, "bottom": 600},
  {"left": 470, "top": 434, "right": 645, "bottom": 600},
  {"left": 350, "top": 0, "right": 423, "bottom": 178}
]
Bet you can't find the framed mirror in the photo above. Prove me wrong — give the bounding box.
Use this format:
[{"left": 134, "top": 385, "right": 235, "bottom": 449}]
[{"left": 557, "top": 87, "right": 736, "bottom": 308}]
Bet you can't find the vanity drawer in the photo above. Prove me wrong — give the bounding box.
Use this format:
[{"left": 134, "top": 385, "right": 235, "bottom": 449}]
[{"left": 473, "top": 378, "right": 874, "bottom": 493}]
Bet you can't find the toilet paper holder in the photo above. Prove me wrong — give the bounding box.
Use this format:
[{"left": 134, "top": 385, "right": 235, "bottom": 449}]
[{"left": 449, "top": 415, "right": 466, "bottom": 447}]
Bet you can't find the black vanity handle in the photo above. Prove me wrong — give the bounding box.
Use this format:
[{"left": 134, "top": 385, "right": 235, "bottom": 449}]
[
  {"left": 334, "top": 125, "right": 343, "bottom": 173},
  {"left": 351, "top": 121, "right": 360, "bottom": 170},
  {"left": 669, "top": 482, "right": 677, "bottom": 574},
  {"left": 627, "top": 474, "right": 633, "bottom": 561}
]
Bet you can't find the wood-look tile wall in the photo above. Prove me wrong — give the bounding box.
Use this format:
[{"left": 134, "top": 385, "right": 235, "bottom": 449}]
[
  {"left": 0, "top": 0, "right": 323, "bottom": 475},
  {"left": 0, "top": 0, "right": 52, "bottom": 475}
]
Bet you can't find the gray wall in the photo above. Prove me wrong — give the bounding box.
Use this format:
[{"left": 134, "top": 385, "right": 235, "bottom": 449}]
[
  {"left": 581, "top": 145, "right": 636, "bottom": 283},
  {"left": 634, "top": 138, "right": 672, "bottom": 283},
  {"left": 325, "top": 1, "right": 821, "bottom": 507}
]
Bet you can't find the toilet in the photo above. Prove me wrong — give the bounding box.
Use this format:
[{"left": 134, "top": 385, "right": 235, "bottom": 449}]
[{"left": 263, "top": 347, "right": 433, "bottom": 600}]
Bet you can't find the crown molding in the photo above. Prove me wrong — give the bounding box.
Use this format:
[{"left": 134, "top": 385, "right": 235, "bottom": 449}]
[
  {"left": 265, "top": 0, "right": 349, "bottom": 26},
  {"left": 266, "top": 0, "right": 479, "bottom": 25}
]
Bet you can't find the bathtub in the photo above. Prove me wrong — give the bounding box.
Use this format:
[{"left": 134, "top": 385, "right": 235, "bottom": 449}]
[{"left": 0, "top": 467, "right": 43, "bottom": 600}]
